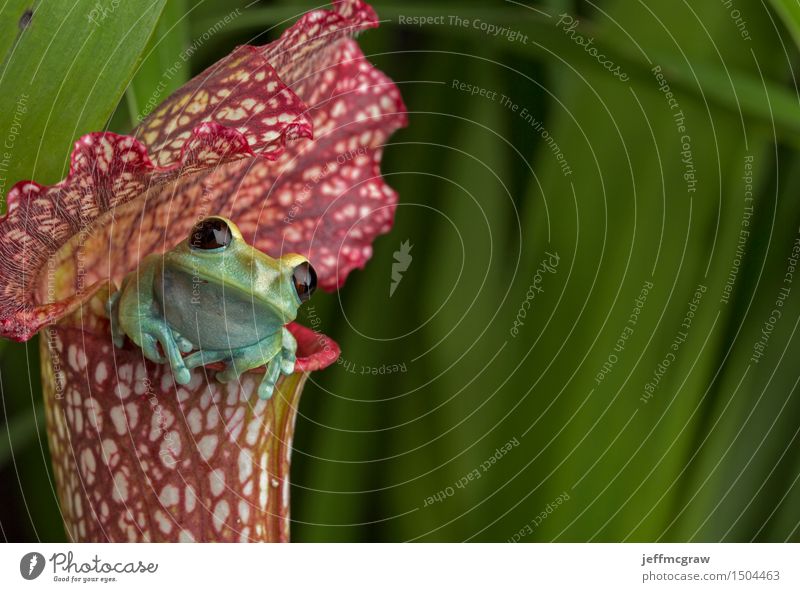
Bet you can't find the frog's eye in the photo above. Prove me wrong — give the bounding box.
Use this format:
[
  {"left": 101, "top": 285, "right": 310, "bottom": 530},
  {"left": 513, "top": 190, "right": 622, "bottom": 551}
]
[
  {"left": 189, "top": 218, "right": 232, "bottom": 250},
  {"left": 292, "top": 262, "right": 317, "bottom": 302}
]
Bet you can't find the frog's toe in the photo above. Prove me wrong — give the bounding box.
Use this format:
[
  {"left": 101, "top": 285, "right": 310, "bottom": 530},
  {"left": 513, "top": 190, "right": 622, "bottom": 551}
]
[
  {"left": 280, "top": 355, "right": 295, "bottom": 375},
  {"left": 152, "top": 325, "right": 192, "bottom": 380},
  {"left": 141, "top": 335, "right": 165, "bottom": 363},
  {"left": 173, "top": 366, "right": 191, "bottom": 385},
  {"left": 215, "top": 365, "right": 238, "bottom": 384},
  {"left": 257, "top": 378, "right": 276, "bottom": 400},
  {"left": 172, "top": 331, "right": 194, "bottom": 354}
]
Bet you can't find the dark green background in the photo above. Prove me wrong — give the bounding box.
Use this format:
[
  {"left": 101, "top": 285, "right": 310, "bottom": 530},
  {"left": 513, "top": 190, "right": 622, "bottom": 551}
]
[{"left": 2, "top": 0, "right": 800, "bottom": 542}]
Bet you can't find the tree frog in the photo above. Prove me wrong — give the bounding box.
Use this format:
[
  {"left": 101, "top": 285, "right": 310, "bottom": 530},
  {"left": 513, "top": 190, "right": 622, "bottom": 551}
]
[{"left": 106, "top": 216, "right": 317, "bottom": 400}]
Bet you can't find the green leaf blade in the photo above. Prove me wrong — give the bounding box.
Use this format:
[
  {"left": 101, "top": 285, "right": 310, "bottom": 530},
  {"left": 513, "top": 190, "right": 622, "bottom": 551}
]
[{"left": 0, "top": 0, "right": 167, "bottom": 206}]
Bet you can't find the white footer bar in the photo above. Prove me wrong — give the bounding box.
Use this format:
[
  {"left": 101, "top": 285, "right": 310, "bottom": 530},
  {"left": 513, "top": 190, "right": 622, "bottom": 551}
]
[{"left": 1, "top": 543, "right": 797, "bottom": 590}]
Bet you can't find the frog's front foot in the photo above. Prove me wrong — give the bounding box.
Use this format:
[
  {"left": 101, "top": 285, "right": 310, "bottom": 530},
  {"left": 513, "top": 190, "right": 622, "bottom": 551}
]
[
  {"left": 258, "top": 331, "right": 297, "bottom": 399},
  {"left": 105, "top": 288, "right": 194, "bottom": 386},
  {"left": 181, "top": 330, "right": 297, "bottom": 400},
  {"left": 213, "top": 337, "right": 295, "bottom": 400},
  {"left": 137, "top": 319, "right": 193, "bottom": 385},
  {"left": 214, "top": 355, "right": 280, "bottom": 400}
]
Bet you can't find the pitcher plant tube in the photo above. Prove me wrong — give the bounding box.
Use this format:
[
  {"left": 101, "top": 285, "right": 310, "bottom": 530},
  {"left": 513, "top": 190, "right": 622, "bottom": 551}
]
[{"left": 0, "top": 0, "right": 406, "bottom": 542}]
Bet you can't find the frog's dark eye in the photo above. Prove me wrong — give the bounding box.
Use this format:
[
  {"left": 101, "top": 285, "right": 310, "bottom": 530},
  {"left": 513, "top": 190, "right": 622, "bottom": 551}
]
[
  {"left": 189, "top": 218, "right": 232, "bottom": 250},
  {"left": 292, "top": 262, "right": 317, "bottom": 303}
]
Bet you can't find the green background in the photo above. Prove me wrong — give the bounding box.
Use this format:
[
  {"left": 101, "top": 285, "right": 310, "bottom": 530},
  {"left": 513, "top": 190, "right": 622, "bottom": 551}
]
[{"left": 2, "top": 0, "right": 800, "bottom": 542}]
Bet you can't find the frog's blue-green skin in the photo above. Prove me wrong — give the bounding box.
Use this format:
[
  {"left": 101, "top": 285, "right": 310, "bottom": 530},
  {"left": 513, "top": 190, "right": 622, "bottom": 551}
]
[{"left": 106, "top": 217, "right": 313, "bottom": 400}]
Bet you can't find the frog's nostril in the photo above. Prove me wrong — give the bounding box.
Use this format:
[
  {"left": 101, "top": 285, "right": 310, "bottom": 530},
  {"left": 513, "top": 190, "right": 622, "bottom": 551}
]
[{"left": 292, "top": 262, "right": 317, "bottom": 302}]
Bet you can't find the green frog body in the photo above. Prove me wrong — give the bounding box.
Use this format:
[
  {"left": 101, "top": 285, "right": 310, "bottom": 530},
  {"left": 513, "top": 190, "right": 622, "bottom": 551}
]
[{"left": 106, "top": 217, "right": 317, "bottom": 399}]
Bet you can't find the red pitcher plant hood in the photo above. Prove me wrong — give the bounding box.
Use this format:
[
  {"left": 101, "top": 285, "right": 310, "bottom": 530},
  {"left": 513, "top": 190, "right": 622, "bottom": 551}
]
[{"left": 0, "top": 0, "right": 406, "bottom": 542}]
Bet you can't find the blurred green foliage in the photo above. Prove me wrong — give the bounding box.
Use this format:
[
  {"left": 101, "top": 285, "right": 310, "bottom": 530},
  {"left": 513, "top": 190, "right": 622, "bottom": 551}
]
[
  {"left": 0, "top": 0, "right": 167, "bottom": 195},
  {"left": 2, "top": 0, "right": 800, "bottom": 542}
]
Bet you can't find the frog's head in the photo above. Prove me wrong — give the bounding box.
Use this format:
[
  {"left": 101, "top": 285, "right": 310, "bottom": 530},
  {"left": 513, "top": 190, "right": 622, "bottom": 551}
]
[{"left": 171, "top": 216, "right": 317, "bottom": 324}]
